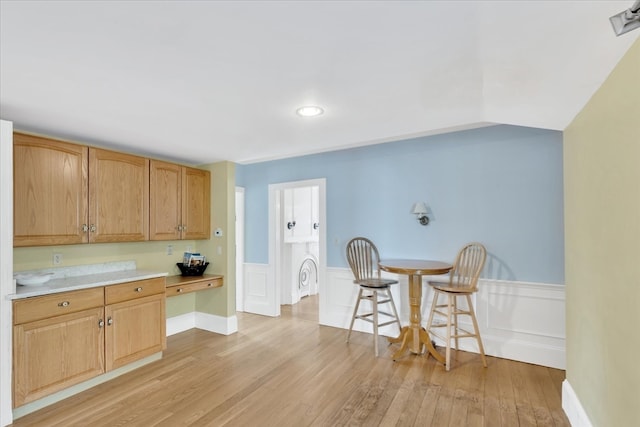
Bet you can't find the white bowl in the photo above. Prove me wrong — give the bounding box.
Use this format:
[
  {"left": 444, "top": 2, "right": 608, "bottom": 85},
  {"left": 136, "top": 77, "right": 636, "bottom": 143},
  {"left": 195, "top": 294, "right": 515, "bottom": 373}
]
[{"left": 15, "top": 272, "right": 54, "bottom": 286}]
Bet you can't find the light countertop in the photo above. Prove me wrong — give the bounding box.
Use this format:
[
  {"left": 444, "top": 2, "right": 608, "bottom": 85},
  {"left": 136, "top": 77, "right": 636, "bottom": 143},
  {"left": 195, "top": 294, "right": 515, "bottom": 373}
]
[{"left": 9, "top": 261, "right": 168, "bottom": 300}]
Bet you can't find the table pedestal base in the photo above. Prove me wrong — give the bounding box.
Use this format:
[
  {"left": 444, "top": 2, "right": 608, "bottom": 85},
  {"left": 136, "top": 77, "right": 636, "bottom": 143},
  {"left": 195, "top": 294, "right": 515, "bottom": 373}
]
[{"left": 388, "top": 326, "right": 445, "bottom": 363}]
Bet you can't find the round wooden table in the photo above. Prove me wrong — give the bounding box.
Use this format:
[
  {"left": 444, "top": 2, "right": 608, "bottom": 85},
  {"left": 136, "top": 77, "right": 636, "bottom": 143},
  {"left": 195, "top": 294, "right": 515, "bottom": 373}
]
[{"left": 378, "top": 259, "right": 452, "bottom": 362}]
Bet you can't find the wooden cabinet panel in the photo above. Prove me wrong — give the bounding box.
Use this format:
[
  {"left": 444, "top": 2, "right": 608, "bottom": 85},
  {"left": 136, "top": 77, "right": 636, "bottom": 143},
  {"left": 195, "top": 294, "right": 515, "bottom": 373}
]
[
  {"left": 14, "top": 132, "right": 208, "bottom": 246},
  {"left": 165, "top": 275, "right": 223, "bottom": 297},
  {"left": 105, "top": 293, "right": 166, "bottom": 371},
  {"left": 104, "top": 277, "right": 165, "bottom": 305},
  {"left": 149, "top": 160, "right": 182, "bottom": 240},
  {"left": 150, "top": 160, "right": 210, "bottom": 241},
  {"left": 12, "top": 279, "right": 166, "bottom": 407},
  {"left": 182, "top": 167, "right": 210, "bottom": 240},
  {"left": 13, "top": 307, "right": 105, "bottom": 407},
  {"left": 13, "top": 287, "right": 104, "bottom": 325},
  {"left": 89, "top": 148, "right": 149, "bottom": 243},
  {"left": 13, "top": 133, "right": 89, "bottom": 246}
]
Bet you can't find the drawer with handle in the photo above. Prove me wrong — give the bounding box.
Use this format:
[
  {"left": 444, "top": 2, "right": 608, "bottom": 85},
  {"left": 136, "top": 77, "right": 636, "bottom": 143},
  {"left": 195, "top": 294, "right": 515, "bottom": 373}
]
[
  {"left": 166, "top": 275, "right": 223, "bottom": 297},
  {"left": 13, "top": 287, "right": 104, "bottom": 325},
  {"left": 105, "top": 277, "right": 166, "bottom": 305}
]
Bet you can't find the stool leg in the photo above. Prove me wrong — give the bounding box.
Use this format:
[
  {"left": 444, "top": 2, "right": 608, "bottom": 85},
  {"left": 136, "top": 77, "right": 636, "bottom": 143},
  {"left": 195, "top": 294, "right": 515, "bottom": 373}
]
[
  {"left": 453, "top": 295, "right": 459, "bottom": 351},
  {"left": 445, "top": 293, "right": 453, "bottom": 371},
  {"left": 347, "top": 288, "right": 363, "bottom": 343},
  {"left": 466, "top": 294, "right": 487, "bottom": 368},
  {"left": 426, "top": 289, "right": 439, "bottom": 332},
  {"left": 387, "top": 288, "right": 402, "bottom": 332},
  {"left": 372, "top": 290, "right": 379, "bottom": 357}
]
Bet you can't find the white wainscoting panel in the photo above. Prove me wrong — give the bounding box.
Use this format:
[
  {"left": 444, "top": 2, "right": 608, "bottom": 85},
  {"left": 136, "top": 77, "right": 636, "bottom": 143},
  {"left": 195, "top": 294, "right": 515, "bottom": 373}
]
[
  {"left": 243, "top": 263, "right": 278, "bottom": 317},
  {"left": 322, "top": 267, "right": 566, "bottom": 369}
]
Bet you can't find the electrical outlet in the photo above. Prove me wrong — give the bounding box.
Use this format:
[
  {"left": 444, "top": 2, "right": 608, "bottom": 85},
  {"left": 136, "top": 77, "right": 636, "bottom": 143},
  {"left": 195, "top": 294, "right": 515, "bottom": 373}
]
[
  {"left": 53, "top": 253, "right": 63, "bottom": 265},
  {"left": 166, "top": 245, "right": 173, "bottom": 255}
]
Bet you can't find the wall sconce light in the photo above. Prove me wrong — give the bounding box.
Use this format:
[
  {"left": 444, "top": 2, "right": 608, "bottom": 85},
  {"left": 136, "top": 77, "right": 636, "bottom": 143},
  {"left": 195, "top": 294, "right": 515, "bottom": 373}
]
[
  {"left": 412, "top": 202, "right": 430, "bottom": 226},
  {"left": 610, "top": 0, "right": 640, "bottom": 36}
]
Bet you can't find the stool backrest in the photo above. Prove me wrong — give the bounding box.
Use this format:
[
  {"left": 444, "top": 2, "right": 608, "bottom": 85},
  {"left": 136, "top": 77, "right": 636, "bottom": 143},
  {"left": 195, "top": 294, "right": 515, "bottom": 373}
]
[
  {"left": 346, "top": 237, "right": 382, "bottom": 281},
  {"left": 449, "top": 242, "right": 486, "bottom": 291}
]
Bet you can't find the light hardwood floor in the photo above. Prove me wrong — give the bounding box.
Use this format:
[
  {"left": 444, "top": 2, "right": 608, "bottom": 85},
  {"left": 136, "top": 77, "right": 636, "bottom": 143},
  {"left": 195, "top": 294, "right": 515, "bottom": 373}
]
[{"left": 12, "top": 295, "right": 569, "bottom": 426}]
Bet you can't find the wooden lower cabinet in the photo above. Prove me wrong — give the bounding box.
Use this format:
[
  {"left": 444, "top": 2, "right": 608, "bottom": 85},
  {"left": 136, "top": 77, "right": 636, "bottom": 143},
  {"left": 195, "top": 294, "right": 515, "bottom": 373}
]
[
  {"left": 13, "top": 279, "right": 166, "bottom": 408},
  {"left": 13, "top": 307, "right": 105, "bottom": 407},
  {"left": 105, "top": 293, "right": 166, "bottom": 371}
]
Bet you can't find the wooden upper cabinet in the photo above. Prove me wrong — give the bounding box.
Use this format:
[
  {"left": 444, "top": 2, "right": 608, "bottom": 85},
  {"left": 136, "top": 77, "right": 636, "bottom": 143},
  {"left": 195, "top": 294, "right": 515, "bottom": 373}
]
[
  {"left": 14, "top": 132, "right": 207, "bottom": 246},
  {"left": 149, "top": 160, "right": 182, "bottom": 240},
  {"left": 13, "top": 133, "right": 89, "bottom": 246},
  {"left": 89, "top": 148, "right": 149, "bottom": 243},
  {"left": 150, "top": 160, "right": 210, "bottom": 240},
  {"left": 182, "top": 166, "right": 210, "bottom": 240}
]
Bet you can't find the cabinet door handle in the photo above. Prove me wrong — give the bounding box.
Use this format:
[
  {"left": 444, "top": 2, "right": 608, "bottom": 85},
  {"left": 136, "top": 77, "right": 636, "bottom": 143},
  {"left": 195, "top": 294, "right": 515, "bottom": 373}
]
[
  {"left": 313, "top": 222, "right": 319, "bottom": 230},
  {"left": 107, "top": 317, "right": 113, "bottom": 326},
  {"left": 98, "top": 319, "right": 104, "bottom": 328},
  {"left": 207, "top": 283, "right": 212, "bottom": 287},
  {"left": 89, "top": 224, "right": 97, "bottom": 233},
  {"left": 82, "top": 224, "right": 89, "bottom": 233},
  {"left": 287, "top": 221, "right": 296, "bottom": 230},
  {"left": 177, "top": 288, "right": 183, "bottom": 293},
  {"left": 182, "top": 225, "right": 187, "bottom": 230},
  {"left": 176, "top": 225, "right": 183, "bottom": 231},
  {"left": 134, "top": 287, "right": 143, "bottom": 292},
  {"left": 58, "top": 301, "right": 70, "bottom": 307}
]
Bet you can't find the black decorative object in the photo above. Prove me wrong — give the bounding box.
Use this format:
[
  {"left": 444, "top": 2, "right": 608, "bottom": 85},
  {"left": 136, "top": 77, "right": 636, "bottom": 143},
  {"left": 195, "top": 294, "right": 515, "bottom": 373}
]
[{"left": 177, "top": 262, "right": 209, "bottom": 276}]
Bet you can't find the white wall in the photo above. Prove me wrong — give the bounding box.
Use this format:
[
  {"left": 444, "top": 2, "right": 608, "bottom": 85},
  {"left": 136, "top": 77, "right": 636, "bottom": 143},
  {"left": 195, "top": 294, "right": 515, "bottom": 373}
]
[{"left": 0, "top": 119, "right": 14, "bottom": 426}]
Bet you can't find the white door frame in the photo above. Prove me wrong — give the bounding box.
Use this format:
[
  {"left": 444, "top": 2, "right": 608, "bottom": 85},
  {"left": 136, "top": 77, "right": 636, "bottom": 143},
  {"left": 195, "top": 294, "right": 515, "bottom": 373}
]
[
  {"left": 235, "top": 187, "right": 244, "bottom": 312},
  {"left": 0, "top": 119, "right": 14, "bottom": 425},
  {"left": 269, "top": 178, "right": 326, "bottom": 315}
]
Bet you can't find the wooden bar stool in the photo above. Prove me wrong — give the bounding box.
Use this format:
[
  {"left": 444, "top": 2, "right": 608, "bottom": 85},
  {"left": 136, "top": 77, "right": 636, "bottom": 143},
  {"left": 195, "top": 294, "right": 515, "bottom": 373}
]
[
  {"left": 425, "top": 242, "right": 487, "bottom": 371},
  {"left": 345, "top": 237, "right": 402, "bottom": 357}
]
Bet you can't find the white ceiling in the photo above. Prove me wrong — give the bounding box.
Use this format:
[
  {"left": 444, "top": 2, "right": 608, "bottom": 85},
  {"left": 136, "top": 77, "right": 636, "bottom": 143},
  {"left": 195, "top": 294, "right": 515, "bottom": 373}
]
[{"left": 1, "top": 1, "right": 638, "bottom": 165}]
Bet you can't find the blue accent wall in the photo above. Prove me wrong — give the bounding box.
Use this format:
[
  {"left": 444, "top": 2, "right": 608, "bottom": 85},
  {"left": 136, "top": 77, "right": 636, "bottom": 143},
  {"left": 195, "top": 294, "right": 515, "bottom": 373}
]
[{"left": 237, "top": 125, "right": 564, "bottom": 284}]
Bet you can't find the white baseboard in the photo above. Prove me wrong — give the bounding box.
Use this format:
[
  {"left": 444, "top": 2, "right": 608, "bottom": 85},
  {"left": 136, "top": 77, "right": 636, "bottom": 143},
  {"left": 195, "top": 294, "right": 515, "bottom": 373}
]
[
  {"left": 562, "top": 379, "right": 593, "bottom": 427},
  {"left": 166, "top": 312, "right": 197, "bottom": 336},
  {"left": 167, "top": 312, "right": 238, "bottom": 336}
]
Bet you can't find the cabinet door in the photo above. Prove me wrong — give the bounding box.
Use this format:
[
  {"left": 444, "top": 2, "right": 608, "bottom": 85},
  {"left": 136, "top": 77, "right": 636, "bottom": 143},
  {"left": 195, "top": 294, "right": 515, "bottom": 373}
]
[
  {"left": 89, "top": 148, "right": 149, "bottom": 242},
  {"left": 149, "top": 160, "right": 182, "bottom": 240},
  {"left": 13, "top": 307, "right": 105, "bottom": 407},
  {"left": 182, "top": 167, "right": 210, "bottom": 240},
  {"left": 284, "top": 187, "right": 313, "bottom": 242},
  {"left": 283, "top": 188, "right": 295, "bottom": 243},
  {"left": 105, "top": 293, "right": 166, "bottom": 371},
  {"left": 292, "top": 187, "right": 313, "bottom": 241},
  {"left": 311, "top": 185, "right": 320, "bottom": 239},
  {"left": 13, "top": 133, "right": 89, "bottom": 246}
]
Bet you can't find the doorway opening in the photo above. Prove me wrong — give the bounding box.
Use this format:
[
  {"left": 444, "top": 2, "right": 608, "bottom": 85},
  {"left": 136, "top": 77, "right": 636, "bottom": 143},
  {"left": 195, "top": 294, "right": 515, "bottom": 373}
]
[{"left": 271, "top": 179, "right": 326, "bottom": 319}]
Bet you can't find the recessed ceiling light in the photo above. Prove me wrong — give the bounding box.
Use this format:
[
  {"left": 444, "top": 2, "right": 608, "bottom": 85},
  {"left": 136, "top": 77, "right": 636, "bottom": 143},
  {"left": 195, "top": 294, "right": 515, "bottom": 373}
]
[{"left": 296, "top": 106, "right": 324, "bottom": 117}]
